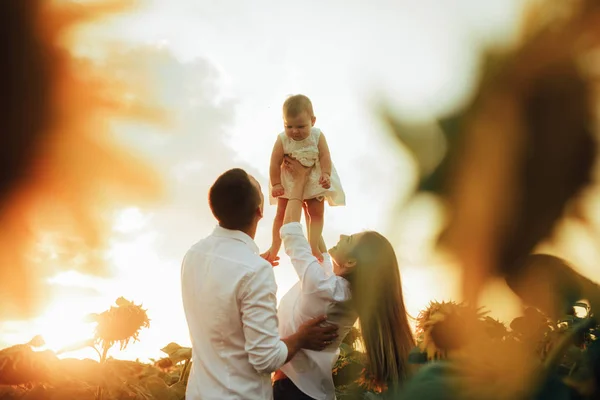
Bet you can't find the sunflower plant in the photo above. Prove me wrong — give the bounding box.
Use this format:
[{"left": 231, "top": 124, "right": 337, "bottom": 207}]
[
  {"left": 89, "top": 297, "right": 151, "bottom": 362},
  {"left": 54, "top": 297, "right": 150, "bottom": 400}
]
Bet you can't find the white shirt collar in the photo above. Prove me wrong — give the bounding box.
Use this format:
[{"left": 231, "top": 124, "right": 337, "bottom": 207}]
[{"left": 212, "top": 225, "right": 259, "bottom": 254}]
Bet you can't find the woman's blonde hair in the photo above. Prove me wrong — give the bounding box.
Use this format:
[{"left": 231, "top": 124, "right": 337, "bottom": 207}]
[{"left": 346, "top": 231, "right": 415, "bottom": 385}]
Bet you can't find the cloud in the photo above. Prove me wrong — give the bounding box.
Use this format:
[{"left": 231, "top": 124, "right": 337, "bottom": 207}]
[
  {"left": 68, "top": 44, "right": 268, "bottom": 357},
  {"left": 103, "top": 44, "right": 267, "bottom": 260},
  {"left": 0, "top": 43, "right": 262, "bottom": 355}
]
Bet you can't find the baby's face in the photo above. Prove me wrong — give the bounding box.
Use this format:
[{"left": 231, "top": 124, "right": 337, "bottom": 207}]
[{"left": 283, "top": 111, "right": 315, "bottom": 141}]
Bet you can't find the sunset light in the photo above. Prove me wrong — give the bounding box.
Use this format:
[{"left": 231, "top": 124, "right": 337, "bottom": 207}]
[{"left": 5, "top": 1, "right": 600, "bottom": 399}]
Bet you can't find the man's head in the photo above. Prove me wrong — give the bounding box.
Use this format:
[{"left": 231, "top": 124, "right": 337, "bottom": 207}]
[
  {"left": 282, "top": 94, "right": 316, "bottom": 141},
  {"left": 209, "top": 168, "right": 264, "bottom": 233}
]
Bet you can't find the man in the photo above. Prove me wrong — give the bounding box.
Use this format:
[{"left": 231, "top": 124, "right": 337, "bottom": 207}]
[{"left": 181, "top": 168, "right": 338, "bottom": 399}]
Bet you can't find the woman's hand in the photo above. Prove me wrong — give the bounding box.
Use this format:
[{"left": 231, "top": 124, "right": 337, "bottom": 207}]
[
  {"left": 283, "top": 155, "right": 311, "bottom": 182},
  {"left": 271, "top": 183, "right": 285, "bottom": 197}
]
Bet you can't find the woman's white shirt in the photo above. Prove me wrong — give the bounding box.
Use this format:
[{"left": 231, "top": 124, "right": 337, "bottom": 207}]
[{"left": 277, "top": 222, "right": 358, "bottom": 400}]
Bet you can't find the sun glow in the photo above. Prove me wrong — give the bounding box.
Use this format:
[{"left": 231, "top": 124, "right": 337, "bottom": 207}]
[
  {"left": 17, "top": 206, "right": 188, "bottom": 363},
  {"left": 113, "top": 207, "right": 148, "bottom": 233},
  {"left": 35, "top": 305, "right": 97, "bottom": 356},
  {"left": 0, "top": 206, "right": 170, "bottom": 362},
  {"left": 2, "top": 297, "right": 99, "bottom": 361}
]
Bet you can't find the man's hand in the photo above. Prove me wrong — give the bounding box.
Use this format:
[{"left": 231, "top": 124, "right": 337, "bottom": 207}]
[
  {"left": 271, "top": 183, "right": 284, "bottom": 197},
  {"left": 319, "top": 172, "right": 331, "bottom": 189},
  {"left": 297, "top": 315, "right": 338, "bottom": 351},
  {"left": 282, "top": 315, "right": 338, "bottom": 362}
]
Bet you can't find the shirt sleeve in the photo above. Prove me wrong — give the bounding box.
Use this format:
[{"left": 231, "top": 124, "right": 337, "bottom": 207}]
[
  {"left": 239, "top": 262, "right": 288, "bottom": 374},
  {"left": 280, "top": 222, "right": 337, "bottom": 296}
]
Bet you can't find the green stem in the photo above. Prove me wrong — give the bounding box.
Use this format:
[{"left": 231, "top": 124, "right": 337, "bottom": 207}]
[
  {"left": 544, "top": 318, "right": 595, "bottom": 371},
  {"left": 96, "top": 343, "right": 112, "bottom": 400},
  {"left": 526, "top": 318, "right": 597, "bottom": 400},
  {"left": 91, "top": 345, "right": 102, "bottom": 362},
  {"left": 100, "top": 343, "right": 110, "bottom": 363},
  {"left": 179, "top": 359, "right": 191, "bottom": 383}
]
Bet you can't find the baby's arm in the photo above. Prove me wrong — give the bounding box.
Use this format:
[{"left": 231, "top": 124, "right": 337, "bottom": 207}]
[
  {"left": 317, "top": 133, "right": 332, "bottom": 188},
  {"left": 270, "top": 136, "right": 285, "bottom": 197}
]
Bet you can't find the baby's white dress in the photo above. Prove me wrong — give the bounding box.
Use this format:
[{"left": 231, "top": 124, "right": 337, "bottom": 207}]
[{"left": 269, "top": 127, "right": 345, "bottom": 206}]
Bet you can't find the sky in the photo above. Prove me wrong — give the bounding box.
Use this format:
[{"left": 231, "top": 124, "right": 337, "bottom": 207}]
[{"left": 0, "top": 0, "right": 539, "bottom": 362}]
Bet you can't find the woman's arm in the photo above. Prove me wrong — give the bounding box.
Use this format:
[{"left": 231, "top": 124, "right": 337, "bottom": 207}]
[
  {"left": 281, "top": 157, "right": 335, "bottom": 294},
  {"left": 282, "top": 156, "right": 308, "bottom": 225}
]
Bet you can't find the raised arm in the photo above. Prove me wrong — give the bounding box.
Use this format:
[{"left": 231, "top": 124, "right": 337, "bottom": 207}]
[
  {"left": 270, "top": 136, "right": 285, "bottom": 191},
  {"left": 282, "top": 156, "right": 310, "bottom": 225},
  {"left": 281, "top": 157, "right": 335, "bottom": 293}
]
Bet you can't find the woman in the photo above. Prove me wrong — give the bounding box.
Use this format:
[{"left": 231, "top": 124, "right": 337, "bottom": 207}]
[{"left": 273, "top": 156, "right": 415, "bottom": 399}]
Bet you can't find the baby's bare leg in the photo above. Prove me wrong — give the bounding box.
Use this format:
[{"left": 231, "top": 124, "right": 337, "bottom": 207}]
[
  {"left": 306, "top": 198, "right": 325, "bottom": 260},
  {"left": 262, "top": 197, "right": 287, "bottom": 261},
  {"left": 302, "top": 202, "right": 311, "bottom": 237},
  {"left": 271, "top": 197, "right": 288, "bottom": 253}
]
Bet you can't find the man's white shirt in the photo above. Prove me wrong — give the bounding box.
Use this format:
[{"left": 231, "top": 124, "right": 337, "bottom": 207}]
[{"left": 181, "top": 226, "right": 288, "bottom": 400}]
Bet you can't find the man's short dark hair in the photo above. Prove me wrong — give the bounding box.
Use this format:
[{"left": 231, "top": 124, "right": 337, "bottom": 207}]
[{"left": 209, "top": 168, "right": 261, "bottom": 230}]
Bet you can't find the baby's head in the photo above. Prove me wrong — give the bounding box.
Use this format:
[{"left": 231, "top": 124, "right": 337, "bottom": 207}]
[{"left": 282, "top": 94, "right": 316, "bottom": 141}]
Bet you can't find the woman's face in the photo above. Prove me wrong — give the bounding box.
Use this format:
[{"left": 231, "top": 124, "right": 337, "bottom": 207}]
[{"left": 329, "top": 232, "right": 365, "bottom": 276}]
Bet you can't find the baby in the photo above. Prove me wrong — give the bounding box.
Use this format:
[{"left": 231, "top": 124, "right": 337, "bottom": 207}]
[{"left": 261, "top": 94, "right": 345, "bottom": 263}]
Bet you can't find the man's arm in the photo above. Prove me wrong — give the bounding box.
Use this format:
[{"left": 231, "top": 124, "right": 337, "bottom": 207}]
[
  {"left": 270, "top": 136, "right": 285, "bottom": 188},
  {"left": 240, "top": 263, "right": 337, "bottom": 373},
  {"left": 239, "top": 263, "right": 288, "bottom": 374},
  {"left": 281, "top": 315, "right": 336, "bottom": 363}
]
